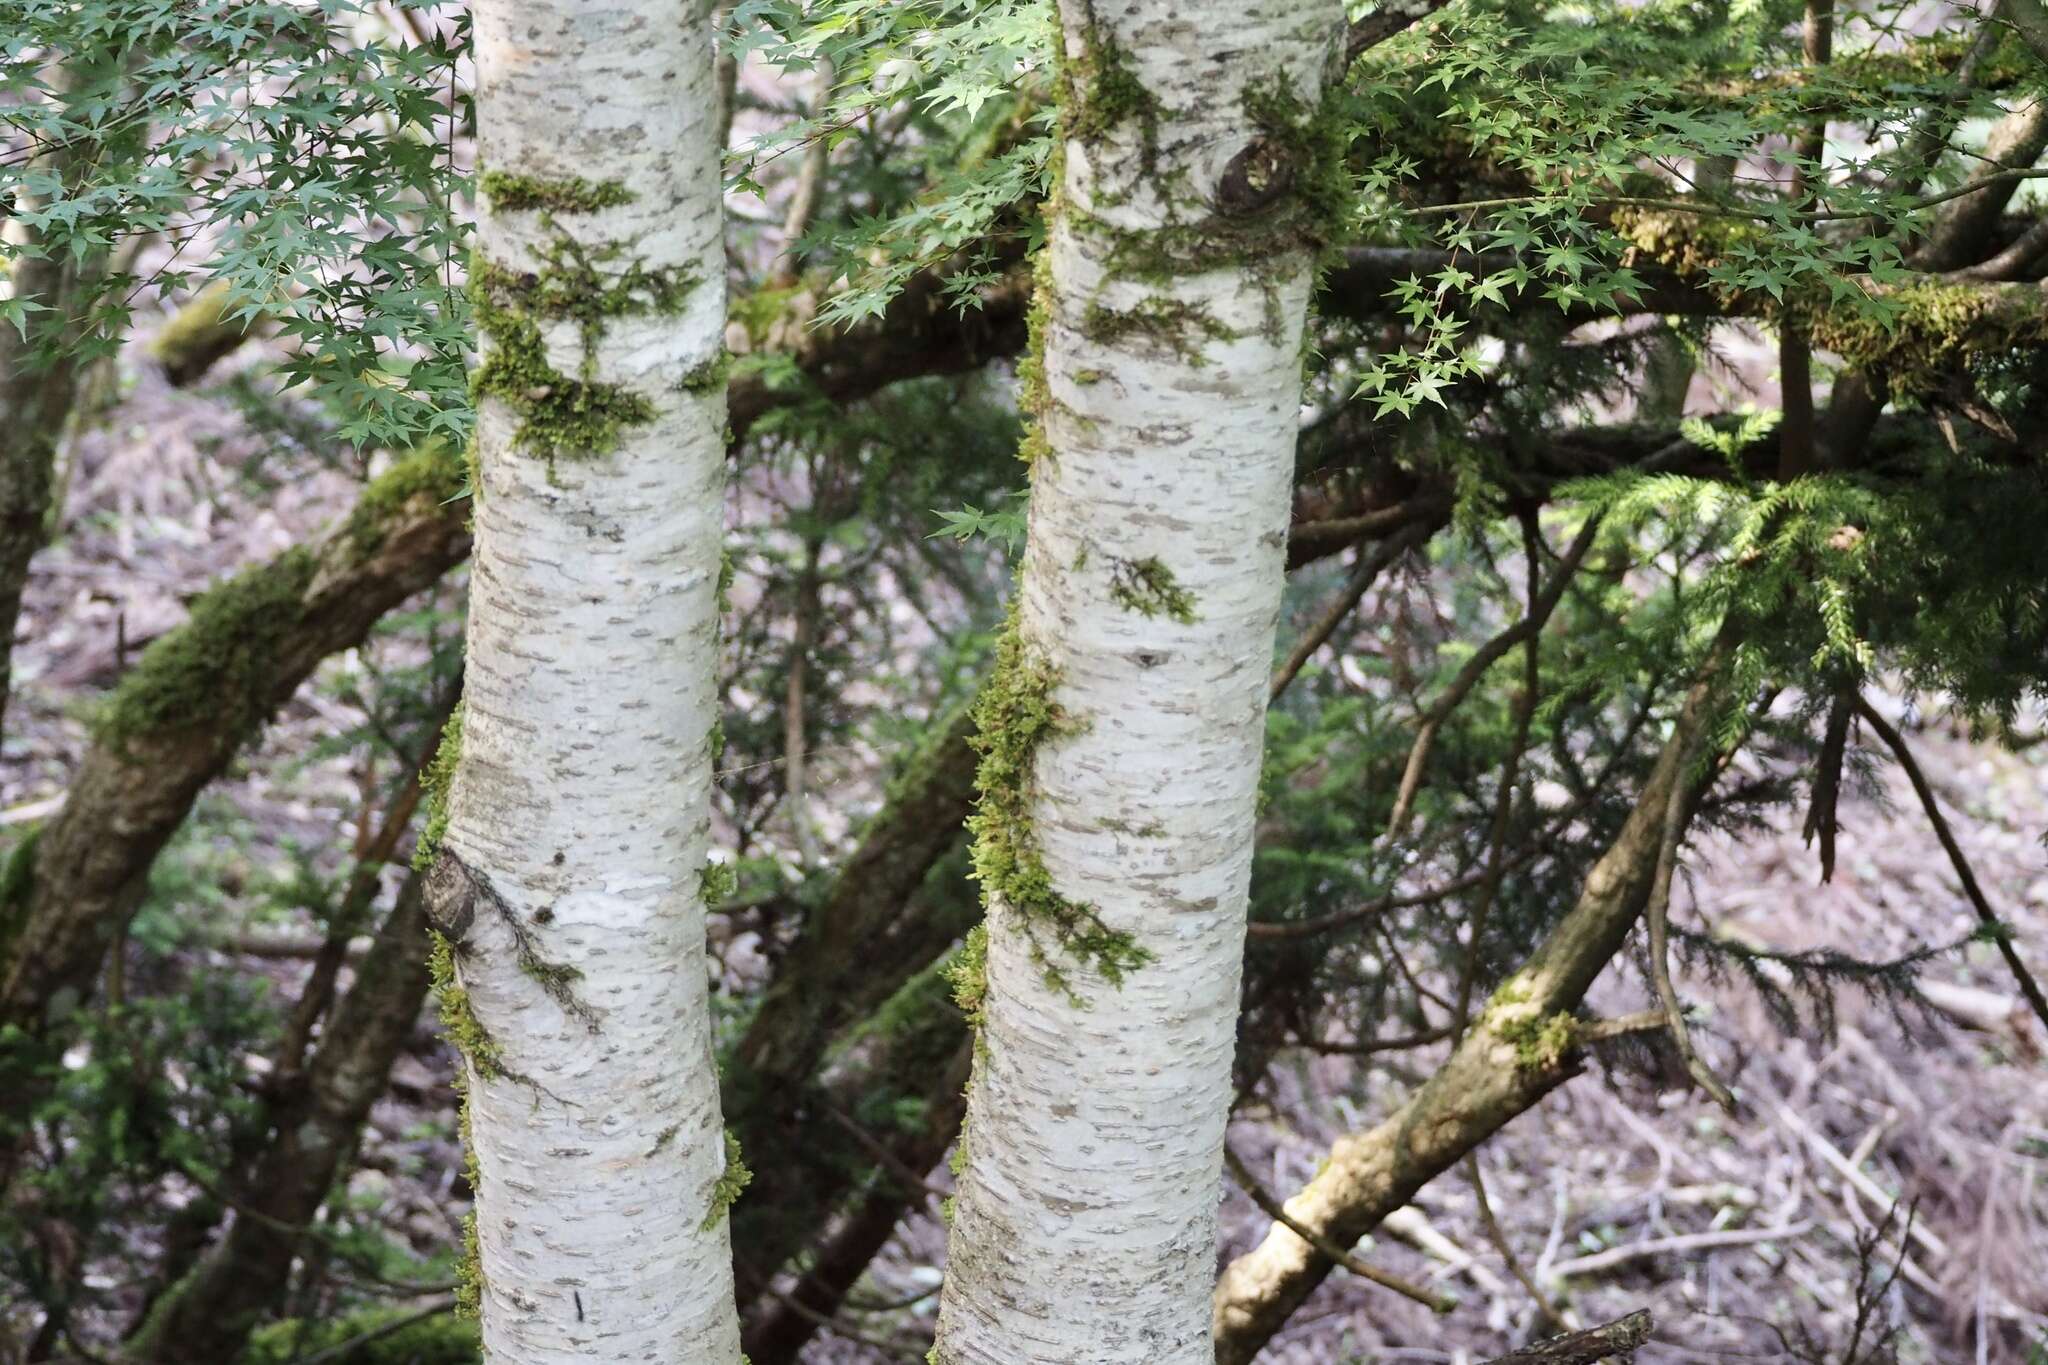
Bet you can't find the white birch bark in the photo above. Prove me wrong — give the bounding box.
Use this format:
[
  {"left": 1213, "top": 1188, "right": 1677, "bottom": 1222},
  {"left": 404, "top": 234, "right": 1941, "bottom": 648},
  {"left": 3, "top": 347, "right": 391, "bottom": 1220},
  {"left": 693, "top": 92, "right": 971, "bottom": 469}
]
[
  {"left": 932, "top": 1, "right": 1342, "bottom": 1361},
  {"left": 431, "top": 2, "right": 740, "bottom": 1362}
]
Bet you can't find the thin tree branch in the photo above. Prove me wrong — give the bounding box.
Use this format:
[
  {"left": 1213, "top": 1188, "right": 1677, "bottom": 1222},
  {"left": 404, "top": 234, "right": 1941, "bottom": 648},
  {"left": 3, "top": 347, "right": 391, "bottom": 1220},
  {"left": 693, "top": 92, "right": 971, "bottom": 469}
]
[
  {"left": 1270, "top": 521, "right": 1430, "bottom": 702},
  {"left": 1345, "top": 0, "right": 1456, "bottom": 63},
  {"left": 1387, "top": 513, "right": 1602, "bottom": 837},
  {"left": 1465, "top": 1153, "right": 1574, "bottom": 1335},
  {"left": 1222, "top": 1146, "right": 1457, "bottom": 1314},
  {"left": 1644, "top": 721, "right": 1737, "bottom": 1111},
  {"left": 1851, "top": 696, "right": 2048, "bottom": 1036}
]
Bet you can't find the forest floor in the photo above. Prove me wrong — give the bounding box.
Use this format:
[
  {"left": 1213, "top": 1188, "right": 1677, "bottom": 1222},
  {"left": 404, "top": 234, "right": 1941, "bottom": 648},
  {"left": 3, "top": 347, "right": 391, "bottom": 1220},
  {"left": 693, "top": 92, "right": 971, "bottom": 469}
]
[{"left": 4, "top": 343, "right": 2046, "bottom": 1365}]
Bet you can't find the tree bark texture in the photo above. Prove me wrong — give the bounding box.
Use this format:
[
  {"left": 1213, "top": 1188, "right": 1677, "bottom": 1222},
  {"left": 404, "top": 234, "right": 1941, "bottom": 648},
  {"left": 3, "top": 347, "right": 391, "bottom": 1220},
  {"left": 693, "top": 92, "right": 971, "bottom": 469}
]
[
  {"left": 932, "top": 1, "right": 1344, "bottom": 1360},
  {"left": 432, "top": 1, "right": 741, "bottom": 1360}
]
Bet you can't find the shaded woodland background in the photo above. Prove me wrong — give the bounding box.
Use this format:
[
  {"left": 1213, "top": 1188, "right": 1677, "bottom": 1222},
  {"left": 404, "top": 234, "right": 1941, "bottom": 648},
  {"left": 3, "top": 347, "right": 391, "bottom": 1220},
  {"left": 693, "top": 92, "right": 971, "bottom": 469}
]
[{"left": 5, "top": 0, "right": 2048, "bottom": 1360}]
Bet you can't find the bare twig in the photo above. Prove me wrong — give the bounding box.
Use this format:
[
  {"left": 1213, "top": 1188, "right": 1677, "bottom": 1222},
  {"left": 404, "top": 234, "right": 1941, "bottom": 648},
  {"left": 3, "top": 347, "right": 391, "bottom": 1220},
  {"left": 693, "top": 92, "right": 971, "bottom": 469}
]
[
  {"left": 1222, "top": 1146, "right": 1457, "bottom": 1313},
  {"left": 1851, "top": 695, "right": 2048, "bottom": 1036},
  {"left": 1548, "top": 1221, "right": 1812, "bottom": 1279},
  {"left": 1466, "top": 1153, "right": 1575, "bottom": 1335},
  {"left": 1386, "top": 513, "right": 1601, "bottom": 838}
]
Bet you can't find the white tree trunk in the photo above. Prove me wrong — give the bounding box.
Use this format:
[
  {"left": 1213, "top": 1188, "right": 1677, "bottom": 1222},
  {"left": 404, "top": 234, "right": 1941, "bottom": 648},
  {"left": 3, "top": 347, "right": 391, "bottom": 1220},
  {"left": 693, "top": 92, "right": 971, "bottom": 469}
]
[
  {"left": 932, "top": 2, "right": 1342, "bottom": 1361},
  {"left": 429, "top": 3, "right": 740, "bottom": 1362}
]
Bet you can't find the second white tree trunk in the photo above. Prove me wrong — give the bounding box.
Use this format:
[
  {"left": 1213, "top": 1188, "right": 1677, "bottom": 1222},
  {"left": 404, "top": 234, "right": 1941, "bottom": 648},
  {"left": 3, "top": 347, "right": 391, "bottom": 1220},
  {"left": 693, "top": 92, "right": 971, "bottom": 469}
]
[{"left": 934, "top": 1, "right": 1343, "bottom": 1361}]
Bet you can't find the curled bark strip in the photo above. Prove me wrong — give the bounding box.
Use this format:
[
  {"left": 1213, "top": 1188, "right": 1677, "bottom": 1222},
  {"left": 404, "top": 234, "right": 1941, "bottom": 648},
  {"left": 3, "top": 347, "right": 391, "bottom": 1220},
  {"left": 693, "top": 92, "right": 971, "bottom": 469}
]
[{"left": 1478, "top": 1309, "right": 1654, "bottom": 1364}]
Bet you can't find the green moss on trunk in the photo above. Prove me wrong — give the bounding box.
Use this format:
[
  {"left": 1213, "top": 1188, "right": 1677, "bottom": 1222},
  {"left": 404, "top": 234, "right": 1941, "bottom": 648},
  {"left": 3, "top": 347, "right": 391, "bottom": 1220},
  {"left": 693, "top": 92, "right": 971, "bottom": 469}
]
[
  {"left": 1108, "top": 555, "right": 1197, "bottom": 622},
  {"left": 479, "top": 170, "right": 634, "bottom": 214},
  {"left": 966, "top": 606, "right": 1150, "bottom": 1001},
  {"left": 701, "top": 1130, "right": 753, "bottom": 1230}
]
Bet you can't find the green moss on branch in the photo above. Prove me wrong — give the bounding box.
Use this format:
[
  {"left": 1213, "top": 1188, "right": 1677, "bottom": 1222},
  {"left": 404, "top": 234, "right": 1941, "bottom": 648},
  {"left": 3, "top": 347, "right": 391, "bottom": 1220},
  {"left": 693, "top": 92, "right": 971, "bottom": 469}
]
[
  {"left": 344, "top": 443, "right": 469, "bottom": 554},
  {"left": 94, "top": 548, "right": 319, "bottom": 753}
]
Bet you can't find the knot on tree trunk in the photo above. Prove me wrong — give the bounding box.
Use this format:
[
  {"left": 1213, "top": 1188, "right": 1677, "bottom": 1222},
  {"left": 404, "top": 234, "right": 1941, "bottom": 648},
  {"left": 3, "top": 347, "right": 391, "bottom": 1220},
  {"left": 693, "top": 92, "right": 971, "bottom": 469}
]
[{"left": 1216, "top": 137, "right": 1294, "bottom": 218}]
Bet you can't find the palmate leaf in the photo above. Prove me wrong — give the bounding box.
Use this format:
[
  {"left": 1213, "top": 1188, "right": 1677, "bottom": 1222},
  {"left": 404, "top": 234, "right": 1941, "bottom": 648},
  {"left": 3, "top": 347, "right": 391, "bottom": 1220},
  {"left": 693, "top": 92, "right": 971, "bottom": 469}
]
[{"left": 1, "top": 0, "right": 471, "bottom": 450}]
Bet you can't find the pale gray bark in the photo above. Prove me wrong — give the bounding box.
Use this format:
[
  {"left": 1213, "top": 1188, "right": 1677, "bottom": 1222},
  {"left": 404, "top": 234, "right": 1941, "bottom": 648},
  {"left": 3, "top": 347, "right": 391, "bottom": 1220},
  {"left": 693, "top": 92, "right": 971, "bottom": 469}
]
[
  {"left": 932, "top": 1, "right": 1343, "bottom": 1361},
  {"left": 436, "top": 3, "right": 741, "bottom": 1362}
]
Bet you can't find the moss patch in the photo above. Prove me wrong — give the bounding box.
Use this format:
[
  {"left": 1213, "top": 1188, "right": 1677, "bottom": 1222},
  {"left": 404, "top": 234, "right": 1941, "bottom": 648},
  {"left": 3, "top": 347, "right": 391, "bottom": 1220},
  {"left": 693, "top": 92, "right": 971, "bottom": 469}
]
[
  {"left": 344, "top": 443, "right": 469, "bottom": 553},
  {"left": 1485, "top": 982, "right": 1577, "bottom": 1072},
  {"left": 1108, "top": 555, "right": 1197, "bottom": 622},
  {"left": 429, "top": 932, "right": 503, "bottom": 1081},
  {"left": 1803, "top": 280, "right": 2048, "bottom": 399},
  {"left": 479, "top": 170, "right": 633, "bottom": 215},
  {"left": 94, "top": 547, "right": 317, "bottom": 753},
  {"left": 412, "top": 704, "right": 464, "bottom": 873},
  {"left": 701, "top": 1129, "right": 753, "bottom": 1230},
  {"left": 427, "top": 930, "right": 492, "bottom": 1317},
  {"left": 467, "top": 228, "right": 701, "bottom": 469},
  {"left": 1082, "top": 296, "right": 1237, "bottom": 363},
  {"left": 967, "top": 605, "right": 1151, "bottom": 1002},
  {"left": 678, "top": 349, "right": 732, "bottom": 395},
  {"left": 1016, "top": 250, "right": 1056, "bottom": 466},
  {"left": 944, "top": 922, "right": 990, "bottom": 1036},
  {"left": 698, "top": 858, "right": 736, "bottom": 906},
  {"left": 1062, "top": 28, "right": 1160, "bottom": 150}
]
